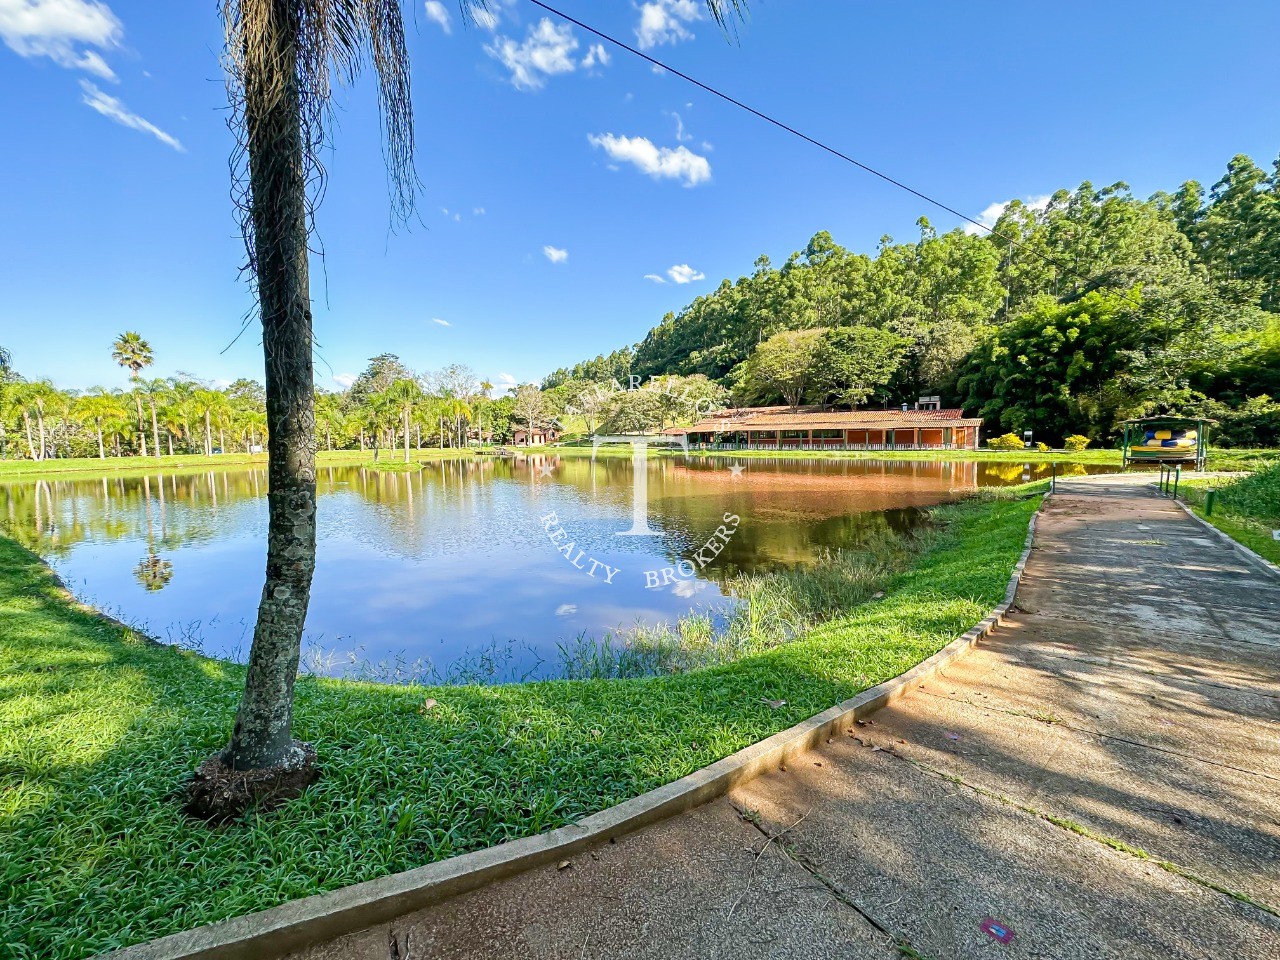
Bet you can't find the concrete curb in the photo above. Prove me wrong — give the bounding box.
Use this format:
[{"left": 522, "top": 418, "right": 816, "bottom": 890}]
[
  {"left": 101, "top": 505, "right": 1044, "bottom": 960},
  {"left": 1171, "top": 497, "right": 1280, "bottom": 581}
]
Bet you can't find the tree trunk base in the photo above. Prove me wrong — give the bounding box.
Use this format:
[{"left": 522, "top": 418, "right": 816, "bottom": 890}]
[{"left": 183, "top": 741, "right": 319, "bottom": 822}]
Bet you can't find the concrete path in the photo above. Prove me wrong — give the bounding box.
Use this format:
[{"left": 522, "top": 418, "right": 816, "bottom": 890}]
[{"left": 291, "top": 479, "right": 1280, "bottom": 960}]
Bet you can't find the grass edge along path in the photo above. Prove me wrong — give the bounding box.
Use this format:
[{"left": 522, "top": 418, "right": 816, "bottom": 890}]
[
  {"left": 1, "top": 492, "right": 1039, "bottom": 959},
  {"left": 1180, "top": 464, "right": 1280, "bottom": 564}
]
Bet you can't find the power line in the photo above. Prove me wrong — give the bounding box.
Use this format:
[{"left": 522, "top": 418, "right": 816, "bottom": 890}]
[{"left": 524, "top": 0, "right": 1148, "bottom": 309}]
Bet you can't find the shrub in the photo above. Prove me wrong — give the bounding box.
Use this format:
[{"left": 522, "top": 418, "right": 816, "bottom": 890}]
[
  {"left": 987, "top": 432, "right": 1025, "bottom": 451},
  {"left": 1036, "top": 442, "right": 1050, "bottom": 453},
  {"left": 1063, "top": 435, "right": 1091, "bottom": 452}
]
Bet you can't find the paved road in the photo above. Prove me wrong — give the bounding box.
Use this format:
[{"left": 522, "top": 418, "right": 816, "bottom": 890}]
[{"left": 293, "top": 479, "right": 1280, "bottom": 960}]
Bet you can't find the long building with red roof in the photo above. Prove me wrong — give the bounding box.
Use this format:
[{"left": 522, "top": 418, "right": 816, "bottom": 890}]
[{"left": 665, "top": 403, "right": 983, "bottom": 451}]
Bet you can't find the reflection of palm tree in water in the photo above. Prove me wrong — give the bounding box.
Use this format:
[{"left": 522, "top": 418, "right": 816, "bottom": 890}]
[
  {"left": 135, "top": 474, "right": 174, "bottom": 591},
  {"left": 134, "top": 555, "right": 174, "bottom": 592}
]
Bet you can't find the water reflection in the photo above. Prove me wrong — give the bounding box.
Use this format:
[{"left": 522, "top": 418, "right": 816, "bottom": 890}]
[{"left": 0, "top": 457, "right": 1114, "bottom": 679}]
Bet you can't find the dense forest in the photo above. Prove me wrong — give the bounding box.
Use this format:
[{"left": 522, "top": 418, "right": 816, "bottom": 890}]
[{"left": 544, "top": 151, "right": 1280, "bottom": 446}]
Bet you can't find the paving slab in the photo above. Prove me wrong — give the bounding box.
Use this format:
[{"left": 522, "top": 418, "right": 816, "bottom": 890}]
[
  {"left": 287, "top": 800, "right": 899, "bottom": 960},
  {"left": 731, "top": 736, "right": 1280, "bottom": 960}
]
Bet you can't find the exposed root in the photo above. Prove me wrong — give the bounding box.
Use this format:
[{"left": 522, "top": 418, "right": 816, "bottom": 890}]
[{"left": 183, "top": 741, "right": 320, "bottom": 822}]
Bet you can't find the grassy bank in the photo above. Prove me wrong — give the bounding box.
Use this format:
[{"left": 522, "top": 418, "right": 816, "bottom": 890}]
[
  {"left": 1180, "top": 464, "right": 1280, "bottom": 564},
  {"left": 0, "top": 493, "right": 1038, "bottom": 958},
  {"left": 2, "top": 446, "right": 1273, "bottom": 480},
  {"left": 0, "top": 448, "right": 483, "bottom": 482}
]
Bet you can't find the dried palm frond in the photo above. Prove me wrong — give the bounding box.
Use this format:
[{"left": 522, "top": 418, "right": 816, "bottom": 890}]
[{"left": 221, "top": 0, "right": 418, "bottom": 282}]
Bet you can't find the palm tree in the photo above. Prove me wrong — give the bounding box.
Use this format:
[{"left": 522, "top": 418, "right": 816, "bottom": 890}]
[
  {"left": 192, "top": 389, "right": 231, "bottom": 456},
  {"left": 190, "top": 0, "right": 746, "bottom": 818},
  {"left": 384, "top": 378, "right": 423, "bottom": 463},
  {"left": 76, "top": 390, "right": 125, "bottom": 460},
  {"left": 140, "top": 378, "right": 170, "bottom": 457},
  {"left": 112, "top": 332, "right": 153, "bottom": 457},
  {"left": 111, "top": 331, "right": 153, "bottom": 377}
]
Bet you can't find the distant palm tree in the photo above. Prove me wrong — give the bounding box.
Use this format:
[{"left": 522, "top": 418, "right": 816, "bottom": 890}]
[
  {"left": 192, "top": 389, "right": 231, "bottom": 456},
  {"left": 384, "top": 378, "right": 423, "bottom": 463},
  {"left": 113, "top": 332, "right": 153, "bottom": 456},
  {"left": 140, "top": 378, "right": 170, "bottom": 457},
  {"left": 76, "top": 390, "right": 126, "bottom": 460},
  {"left": 111, "top": 332, "right": 153, "bottom": 377}
]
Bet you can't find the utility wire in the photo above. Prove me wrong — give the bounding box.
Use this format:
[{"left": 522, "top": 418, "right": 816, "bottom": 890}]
[{"left": 525, "top": 0, "right": 1149, "bottom": 309}]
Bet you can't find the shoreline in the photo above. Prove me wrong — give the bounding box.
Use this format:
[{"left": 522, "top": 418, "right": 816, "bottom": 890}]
[{"left": 2, "top": 490, "right": 1040, "bottom": 959}]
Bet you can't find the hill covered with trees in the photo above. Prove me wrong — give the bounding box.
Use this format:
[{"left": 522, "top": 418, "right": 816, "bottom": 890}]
[{"left": 544, "top": 151, "right": 1280, "bottom": 446}]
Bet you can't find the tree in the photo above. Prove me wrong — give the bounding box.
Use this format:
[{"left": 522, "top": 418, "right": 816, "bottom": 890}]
[
  {"left": 113, "top": 332, "right": 154, "bottom": 456},
  {"left": 185, "top": 0, "right": 419, "bottom": 818},
  {"left": 512, "top": 384, "right": 548, "bottom": 442},
  {"left": 383, "top": 378, "right": 423, "bottom": 462},
  {"left": 76, "top": 390, "right": 126, "bottom": 460},
  {"left": 185, "top": 0, "right": 747, "bottom": 819},
  {"left": 733, "top": 328, "right": 824, "bottom": 408},
  {"left": 811, "top": 326, "right": 909, "bottom": 408},
  {"left": 956, "top": 289, "right": 1189, "bottom": 442},
  {"left": 111, "top": 331, "right": 153, "bottom": 378}
]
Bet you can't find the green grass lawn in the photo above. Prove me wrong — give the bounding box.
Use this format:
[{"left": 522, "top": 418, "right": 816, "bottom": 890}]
[
  {"left": 1180, "top": 463, "right": 1280, "bottom": 564},
  {"left": 0, "top": 448, "right": 483, "bottom": 482},
  {"left": 0, "top": 492, "right": 1038, "bottom": 959}
]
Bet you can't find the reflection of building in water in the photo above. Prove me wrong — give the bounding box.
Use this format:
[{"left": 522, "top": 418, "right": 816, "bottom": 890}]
[{"left": 667, "top": 405, "right": 983, "bottom": 450}]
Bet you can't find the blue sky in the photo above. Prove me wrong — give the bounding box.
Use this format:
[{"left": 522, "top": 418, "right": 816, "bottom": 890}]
[{"left": 3, "top": 0, "right": 1278, "bottom": 394}]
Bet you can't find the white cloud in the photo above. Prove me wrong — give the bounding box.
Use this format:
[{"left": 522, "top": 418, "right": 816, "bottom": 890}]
[
  {"left": 636, "top": 0, "right": 701, "bottom": 50},
  {"left": 486, "top": 18, "right": 580, "bottom": 91},
  {"left": 670, "top": 111, "right": 690, "bottom": 142},
  {"left": 667, "top": 264, "right": 705, "bottom": 284},
  {"left": 587, "top": 133, "right": 711, "bottom": 187},
  {"left": 423, "top": 1, "right": 451, "bottom": 34},
  {"left": 543, "top": 245, "right": 568, "bottom": 264},
  {"left": 964, "top": 194, "right": 1051, "bottom": 235},
  {"left": 431, "top": 317, "right": 450, "bottom": 326},
  {"left": 555, "top": 603, "right": 577, "bottom": 616},
  {"left": 333, "top": 373, "right": 357, "bottom": 388},
  {"left": 581, "top": 42, "right": 609, "bottom": 69},
  {"left": 644, "top": 273, "right": 666, "bottom": 284},
  {"left": 80, "top": 80, "right": 183, "bottom": 151},
  {"left": 496, "top": 372, "right": 517, "bottom": 393},
  {"left": 0, "top": 0, "right": 123, "bottom": 79},
  {"left": 473, "top": 206, "right": 486, "bottom": 215},
  {"left": 470, "top": 4, "right": 498, "bottom": 31}
]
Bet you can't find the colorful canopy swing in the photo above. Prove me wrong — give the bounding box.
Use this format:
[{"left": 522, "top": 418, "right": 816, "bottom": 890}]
[{"left": 1121, "top": 416, "right": 1213, "bottom": 469}]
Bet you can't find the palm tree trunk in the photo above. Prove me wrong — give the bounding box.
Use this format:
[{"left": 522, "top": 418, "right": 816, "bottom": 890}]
[
  {"left": 204, "top": 411, "right": 213, "bottom": 457},
  {"left": 220, "top": 427, "right": 226, "bottom": 453},
  {"left": 96, "top": 422, "right": 105, "bottom": 460},
  {"left": 134, "top": 394, "right": 148, "bottom": 457},
  {"left": 168, "top": 432, "right": 174, "bottom": 456},
  {"left": 36, "top": 411, "right": 46, "bottom": 461},
  {"left": 22, "top": 411, "right": 36, "bottom": 461},
  {"left": 150, "top": 400, "right": 161, "bottom": 458},
  {"left": 222, "top": 0, "right": 317, "bottom": 776},
  {"left": 403, "top": 408, "right": 410, "bottom": 463}
]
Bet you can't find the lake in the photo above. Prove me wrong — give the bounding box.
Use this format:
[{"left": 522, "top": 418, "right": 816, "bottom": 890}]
[{"left": 1, "top": 456, "right": 1112, "bottom": 680}]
